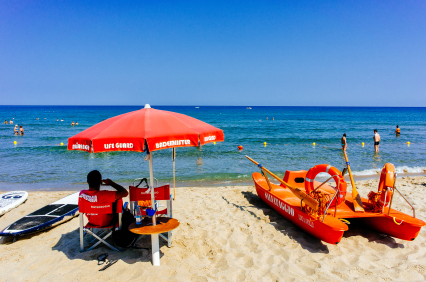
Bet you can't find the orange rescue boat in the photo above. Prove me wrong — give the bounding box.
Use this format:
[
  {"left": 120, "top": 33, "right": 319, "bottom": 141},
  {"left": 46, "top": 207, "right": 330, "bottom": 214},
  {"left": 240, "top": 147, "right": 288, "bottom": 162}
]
[{"left": 249, "top": 157, "right": 425, "bottom": 245}]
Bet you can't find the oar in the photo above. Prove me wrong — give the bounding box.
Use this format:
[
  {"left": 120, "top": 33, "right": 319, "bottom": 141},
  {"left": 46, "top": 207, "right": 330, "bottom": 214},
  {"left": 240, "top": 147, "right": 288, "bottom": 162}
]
[
  {"left": 343, "top": 151, "right": 365, "bottom": 212},
  {"left": 245, "top": 155, "right": 319, "bottom": 211}
]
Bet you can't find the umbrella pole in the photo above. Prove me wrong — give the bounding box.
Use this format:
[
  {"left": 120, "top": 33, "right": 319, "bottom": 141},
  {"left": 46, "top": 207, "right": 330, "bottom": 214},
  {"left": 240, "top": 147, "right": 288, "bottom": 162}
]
[
  {"left": 148, "top": 152, "right": 160, "bottom": 266},
  {"left": 173, "top": 148, "right": 176, "bottom": 200}
]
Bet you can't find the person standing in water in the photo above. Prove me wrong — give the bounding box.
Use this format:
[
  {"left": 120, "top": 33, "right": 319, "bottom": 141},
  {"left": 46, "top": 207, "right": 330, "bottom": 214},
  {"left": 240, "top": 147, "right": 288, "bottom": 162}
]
[
  {"left": 373, "top": 129, "right": 380, "bottom": 153},
  {"left": 19, "top": 126, "right": 24, "bottom": 135},
  {"left": 341, "top": 133, "right": 347, "bottom": 151},
  {"left": 395, "top": 125, "right": 400, "bottom": 136},
  {"left": 14, "top": 125, "right": 18, "bottom": 135}
]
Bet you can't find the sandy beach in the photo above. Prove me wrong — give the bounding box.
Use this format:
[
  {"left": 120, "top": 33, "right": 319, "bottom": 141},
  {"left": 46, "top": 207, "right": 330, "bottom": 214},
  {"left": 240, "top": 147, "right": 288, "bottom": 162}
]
[{"left": 1, "top": 176, "right": 426, "bottom": 282}]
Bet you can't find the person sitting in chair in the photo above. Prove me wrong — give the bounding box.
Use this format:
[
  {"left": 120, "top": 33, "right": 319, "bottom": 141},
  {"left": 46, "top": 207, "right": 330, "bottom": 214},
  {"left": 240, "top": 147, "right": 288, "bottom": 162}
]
[{"left": 79, "top": 170, "right": 128, "bottom": 227}]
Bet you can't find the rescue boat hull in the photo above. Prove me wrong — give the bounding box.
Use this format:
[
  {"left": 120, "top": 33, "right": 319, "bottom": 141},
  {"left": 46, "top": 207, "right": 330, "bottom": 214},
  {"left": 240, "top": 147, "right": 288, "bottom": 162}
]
[
  {"left": 252, "top": 172, "right": 426, "bottom": 244},
  {"left": 253, "top": 172, "right": 348, "bottom": 244}
]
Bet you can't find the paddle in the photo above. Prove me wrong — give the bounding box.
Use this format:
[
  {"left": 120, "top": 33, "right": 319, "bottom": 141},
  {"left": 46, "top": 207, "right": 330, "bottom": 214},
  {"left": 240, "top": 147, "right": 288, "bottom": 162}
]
[
  {"left": 245, "top": 155, "right": 319, "bottom": 211},
  {"left": 343, "top": 151, "right": 365, "bottom": 212}
]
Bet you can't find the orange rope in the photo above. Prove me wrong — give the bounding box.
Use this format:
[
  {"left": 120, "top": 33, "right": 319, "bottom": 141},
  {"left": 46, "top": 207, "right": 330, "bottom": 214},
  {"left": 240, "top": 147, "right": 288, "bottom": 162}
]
[
  {"left": 367, "top": 191, "right": 383, "bottom": 213},
  {"left": 302, "top": 190, "right": 333, "bottom": 220}
]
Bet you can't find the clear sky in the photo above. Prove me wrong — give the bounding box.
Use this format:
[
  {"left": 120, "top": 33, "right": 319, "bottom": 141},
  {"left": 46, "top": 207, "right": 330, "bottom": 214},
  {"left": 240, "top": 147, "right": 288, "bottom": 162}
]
[{"left": 1, "top": 1, "right": 425, "bottom": 106}]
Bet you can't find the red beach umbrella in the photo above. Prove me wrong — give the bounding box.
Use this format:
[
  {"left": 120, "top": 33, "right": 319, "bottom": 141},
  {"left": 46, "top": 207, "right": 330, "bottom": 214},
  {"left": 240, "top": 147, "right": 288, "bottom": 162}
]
[{"left": 68, "top": 104, "right": 224, "bottom": 265}]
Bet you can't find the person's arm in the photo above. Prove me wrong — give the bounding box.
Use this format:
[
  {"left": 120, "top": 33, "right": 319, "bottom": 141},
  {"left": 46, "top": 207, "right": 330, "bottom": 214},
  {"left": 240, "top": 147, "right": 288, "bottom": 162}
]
[{"left": 102, "top": 179, "right": 128, "bottom": 200}]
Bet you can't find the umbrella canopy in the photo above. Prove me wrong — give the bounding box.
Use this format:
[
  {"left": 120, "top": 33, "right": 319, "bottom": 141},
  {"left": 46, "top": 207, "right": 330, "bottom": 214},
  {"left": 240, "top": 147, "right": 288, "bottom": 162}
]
[{"left": 68, "top": 105, "right": 224, "bottom": 153}]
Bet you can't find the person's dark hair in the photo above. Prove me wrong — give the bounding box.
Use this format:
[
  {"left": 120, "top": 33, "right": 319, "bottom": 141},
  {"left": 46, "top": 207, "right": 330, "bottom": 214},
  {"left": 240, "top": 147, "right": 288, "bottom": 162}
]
[
  {"left": 374, "top": 129, "right": 377, "bottom": 132},
  {"left": 87, "top": 170, "right": 102, "bottom": 188},
  {"left": 397, "top": 125, "right": 399, "bottom": 128},
  {"left": 343, "top": 133, "right": 346, "bottom": 137}
]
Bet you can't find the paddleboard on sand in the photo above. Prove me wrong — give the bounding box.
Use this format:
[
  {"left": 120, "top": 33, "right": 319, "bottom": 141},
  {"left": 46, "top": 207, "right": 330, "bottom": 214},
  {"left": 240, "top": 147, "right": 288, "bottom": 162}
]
[
  {"left": 0, "top": 192, "right": 79, "bottom": 237},
  {"left": 0, "top": 191, "right": 28, "bottom": 216}
]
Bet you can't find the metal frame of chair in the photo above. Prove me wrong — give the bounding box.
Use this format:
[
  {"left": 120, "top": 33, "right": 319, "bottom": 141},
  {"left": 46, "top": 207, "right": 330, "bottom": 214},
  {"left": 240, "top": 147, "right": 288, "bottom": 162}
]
[
  {"left": 79, "top": 196, "right": 123, "bottom": 252},
  {"left": 129, "top": 182, "right": 173, "bottom": 247}
]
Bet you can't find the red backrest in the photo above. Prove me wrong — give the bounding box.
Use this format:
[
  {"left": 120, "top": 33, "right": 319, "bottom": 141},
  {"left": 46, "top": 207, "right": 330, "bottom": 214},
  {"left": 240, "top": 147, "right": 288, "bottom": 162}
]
[
  {"left": 129, "top": 185, "right": 170, "bottom": 201},
  {"left": 79, "top": 193, "right": 123, "bottom": 214}
]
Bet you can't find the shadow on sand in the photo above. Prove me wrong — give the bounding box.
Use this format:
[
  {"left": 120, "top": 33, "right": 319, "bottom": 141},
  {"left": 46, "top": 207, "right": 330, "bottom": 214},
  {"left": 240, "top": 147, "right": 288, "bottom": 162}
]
[
  {"left": 1, "top": 223, "right": 168, "bottom": 266},
  {"left": 49, "top": 227, "right": 168, "bottom": 265},
  {"left": 227, "top": 191, "right": 404, "bottom": 253},
  {"left": 222, "top": 192, "right": 330, "bottom": 254}
]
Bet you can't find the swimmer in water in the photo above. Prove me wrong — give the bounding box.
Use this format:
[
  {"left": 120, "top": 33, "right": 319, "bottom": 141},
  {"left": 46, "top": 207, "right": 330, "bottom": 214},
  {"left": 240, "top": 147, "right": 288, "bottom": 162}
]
[
  {"left": 14, "top": 125, "right": 18, "bottom": 135},
  {"left": 9, "top": 120, "right": 13, "bottom": 124},
  {"left": 395, "top": 125, "right": 400, "bottom": 136},
  {"left": 341, "top": 133, "right": 347, "bottom": 152},
  {"left": 57, "top": 118, "right": 59, "bottom": 121},
  {"left": 71, "top": 121, "right": 75, "bottom": 126},
  {"left": 61, "top": 119, "right": 64, "bottom": 121},
  {"left": 373, "top": 129, "right": 380, "bottom": 153},
  {"left": 4, "top": 120, "right": 7, "bottom": 124},
  {"left": 76, "top": 122, "right": 79, "bottom": 125},
  {"left": 19, "top": 126, "right": 24, "bottom": 136}
]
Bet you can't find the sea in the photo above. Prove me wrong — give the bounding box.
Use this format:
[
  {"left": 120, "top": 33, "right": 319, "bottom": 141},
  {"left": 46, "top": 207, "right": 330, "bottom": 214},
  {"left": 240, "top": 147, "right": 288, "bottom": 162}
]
[{"left": 1, "top": 106, "right": 425, "bottom": 191}]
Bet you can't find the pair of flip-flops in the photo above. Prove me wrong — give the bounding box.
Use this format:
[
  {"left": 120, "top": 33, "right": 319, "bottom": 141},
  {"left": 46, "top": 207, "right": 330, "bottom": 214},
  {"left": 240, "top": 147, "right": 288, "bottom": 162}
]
[{"left": 97, "top": 253, "right": 118, "bottom": 271}]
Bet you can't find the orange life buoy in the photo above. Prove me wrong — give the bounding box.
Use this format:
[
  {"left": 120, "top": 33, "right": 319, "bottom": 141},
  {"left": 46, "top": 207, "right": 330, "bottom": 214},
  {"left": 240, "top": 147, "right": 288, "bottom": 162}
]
[
  {"left": 378, "top": 163, "right": 395, "bottom": 206},
  {"left": 305, "top": 164, "right": 347, "bottom": 207},
  {"left": 238, "top": 145, "right": 243, "bottom": 150}
]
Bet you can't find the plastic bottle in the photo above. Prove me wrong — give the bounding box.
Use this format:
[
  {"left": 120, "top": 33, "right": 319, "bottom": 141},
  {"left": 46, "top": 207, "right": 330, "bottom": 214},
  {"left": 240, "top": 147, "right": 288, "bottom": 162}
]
[{"left": 135, "top": 204, "right": 142, "bottom": 225}]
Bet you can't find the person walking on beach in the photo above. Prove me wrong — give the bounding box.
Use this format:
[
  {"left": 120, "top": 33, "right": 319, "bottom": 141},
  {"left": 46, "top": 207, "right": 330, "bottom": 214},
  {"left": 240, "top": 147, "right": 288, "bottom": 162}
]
[
  {"left": 395, "top": 125, "right": 400, "bottom": 136},
  {"left": 341, "top": 133, "right": 347, "bottom": 151},
  {"left": 79, "top": 170, "right": 128, "bottom": 227},
  {"left": 19, "top": 126, "right": 24, "bottom": 136},
  {"left": 373, "top": 129, "right": 380, "bottom": 153}
]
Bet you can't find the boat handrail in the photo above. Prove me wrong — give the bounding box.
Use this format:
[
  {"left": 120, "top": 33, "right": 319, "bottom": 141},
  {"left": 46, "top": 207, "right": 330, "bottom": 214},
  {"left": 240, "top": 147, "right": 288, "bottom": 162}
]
[
  {"left": 389, "top": 173, "right": 416, "bottom": 218},
  {"left": 322, "top": 175, "right": 340, "bottom": 222}
]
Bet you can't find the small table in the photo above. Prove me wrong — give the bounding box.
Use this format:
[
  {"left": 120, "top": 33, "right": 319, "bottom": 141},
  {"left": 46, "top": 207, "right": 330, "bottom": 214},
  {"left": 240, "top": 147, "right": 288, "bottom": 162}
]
[{"left": 129, "top": 217, "right": 180, "bottom": 235}]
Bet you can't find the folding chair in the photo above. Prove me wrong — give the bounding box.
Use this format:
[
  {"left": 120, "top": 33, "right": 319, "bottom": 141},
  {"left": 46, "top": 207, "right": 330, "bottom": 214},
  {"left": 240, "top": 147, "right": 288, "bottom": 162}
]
[
  {"left": 79, "top": 197, "right": 123, "bottom": 252},
  {"left": 129, "top": 182, "right": 173, "bottom": 247}
]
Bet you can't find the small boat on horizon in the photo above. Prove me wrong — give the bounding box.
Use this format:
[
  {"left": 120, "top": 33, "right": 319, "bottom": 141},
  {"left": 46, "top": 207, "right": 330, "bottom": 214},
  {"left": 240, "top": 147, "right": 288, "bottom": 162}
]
[
  {"left": 195, "top": 107, "right": 200, "bottom": 108},
  {"left": 246, "top": 107, "right": 252, "bottom": 109}
]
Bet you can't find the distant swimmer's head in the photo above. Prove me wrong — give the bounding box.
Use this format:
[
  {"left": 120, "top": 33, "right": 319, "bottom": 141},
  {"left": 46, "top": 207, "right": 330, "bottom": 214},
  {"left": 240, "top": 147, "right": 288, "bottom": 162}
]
[
  {"left": 87, "top": 170, "right": 102, "bottom": 189},
  {"left": 396, "top": 125, "right": 399, "bottom": 128},
  {"left": 343, "top": 133, "right": 346, "bottom": 137}
]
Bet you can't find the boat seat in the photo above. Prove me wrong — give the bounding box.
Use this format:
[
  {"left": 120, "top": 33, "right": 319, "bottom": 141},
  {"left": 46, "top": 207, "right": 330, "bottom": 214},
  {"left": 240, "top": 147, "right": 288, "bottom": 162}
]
[{"left": 281, "top": 170, "right": 308, "bottom": 188}]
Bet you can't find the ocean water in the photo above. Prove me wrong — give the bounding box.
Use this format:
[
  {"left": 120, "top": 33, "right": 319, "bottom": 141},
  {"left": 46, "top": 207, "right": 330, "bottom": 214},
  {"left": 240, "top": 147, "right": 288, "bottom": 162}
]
[{"left": 1, "top": 106, "right": 425, "bottom": 191}]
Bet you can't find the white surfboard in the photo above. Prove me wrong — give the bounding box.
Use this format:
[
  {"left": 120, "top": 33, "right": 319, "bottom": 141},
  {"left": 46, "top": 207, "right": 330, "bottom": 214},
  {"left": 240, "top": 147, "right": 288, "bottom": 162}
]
[
  {"left": 0, "top": 192, "right": 79, "bottom": 238},
  {"left": 0, "top": 191, "right": 28, "bottom": 216}
]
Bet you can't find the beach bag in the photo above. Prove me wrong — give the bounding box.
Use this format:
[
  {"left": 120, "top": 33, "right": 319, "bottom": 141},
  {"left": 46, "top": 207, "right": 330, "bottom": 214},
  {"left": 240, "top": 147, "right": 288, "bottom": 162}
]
[{"left": 111, "top": 202, "right": 138, "bottom": 248}]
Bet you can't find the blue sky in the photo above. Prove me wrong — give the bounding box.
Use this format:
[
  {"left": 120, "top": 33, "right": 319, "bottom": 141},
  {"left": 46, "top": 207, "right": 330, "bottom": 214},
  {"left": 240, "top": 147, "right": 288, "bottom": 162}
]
[{"left": 1, "top": 1, "right": 425, "bottom": 106}]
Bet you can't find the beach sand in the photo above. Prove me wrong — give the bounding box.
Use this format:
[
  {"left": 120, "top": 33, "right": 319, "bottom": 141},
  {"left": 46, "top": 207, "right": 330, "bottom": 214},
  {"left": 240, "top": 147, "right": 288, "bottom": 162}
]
[{"left": 1, "top": 176, "right": 426, "bottom": 282}]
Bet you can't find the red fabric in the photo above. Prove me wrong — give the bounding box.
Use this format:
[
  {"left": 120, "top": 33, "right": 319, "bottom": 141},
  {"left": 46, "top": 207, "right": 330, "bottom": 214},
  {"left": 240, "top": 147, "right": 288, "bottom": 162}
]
[
  {"left": 79, "top": 190, "right": 117, "bottom": 227},
  {"left": 129, "top": 185, "right": 170, "bottom": 201},
  {"left": 130, "top": 185, "right": 170, "bottom": 216},
  {"left": 68, "top": 108, "right": 224, "bottom": 153}
]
